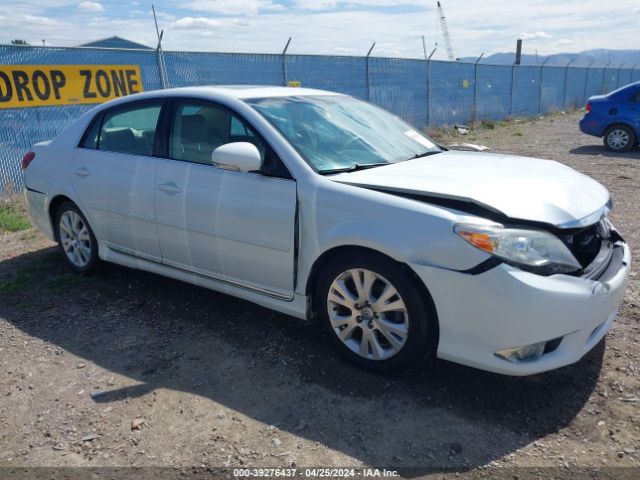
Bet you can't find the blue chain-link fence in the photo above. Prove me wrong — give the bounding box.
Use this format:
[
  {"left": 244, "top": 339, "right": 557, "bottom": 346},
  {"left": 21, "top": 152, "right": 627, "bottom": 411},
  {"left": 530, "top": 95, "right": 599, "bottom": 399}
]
[{"left": 2, "top": 44, "right": 640, "bottom": 192}]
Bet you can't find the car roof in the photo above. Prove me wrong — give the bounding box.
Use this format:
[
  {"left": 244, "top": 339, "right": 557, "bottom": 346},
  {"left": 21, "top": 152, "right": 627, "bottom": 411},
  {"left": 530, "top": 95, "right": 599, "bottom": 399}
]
[
  {"left": 122, "top": 85, "right": 340, "bottom": 102},
  {"left": 607, "top": 81, "right": 640, "bottom": 96}
]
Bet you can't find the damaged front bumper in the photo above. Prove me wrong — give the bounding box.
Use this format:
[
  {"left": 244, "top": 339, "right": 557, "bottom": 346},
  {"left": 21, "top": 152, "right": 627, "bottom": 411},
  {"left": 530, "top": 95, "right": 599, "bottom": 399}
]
[{"left": 410, "top": 230, "right": 630, "bottom": 376}]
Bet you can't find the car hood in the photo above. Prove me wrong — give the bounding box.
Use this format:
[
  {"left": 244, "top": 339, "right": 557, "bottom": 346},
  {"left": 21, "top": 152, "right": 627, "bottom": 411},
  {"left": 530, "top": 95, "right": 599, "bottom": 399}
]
[{"left": 329, "top": 151, "right": 610, "bottom": 228}]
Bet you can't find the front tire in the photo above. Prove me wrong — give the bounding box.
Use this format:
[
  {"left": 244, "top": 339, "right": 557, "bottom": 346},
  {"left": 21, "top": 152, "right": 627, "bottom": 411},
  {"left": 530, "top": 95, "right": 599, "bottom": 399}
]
[
  {"left": 604, "top": 125, "right": 635, "bottom": 152},
  {"left": 54, "top": 202, "right": 99, "bottom": 274},
  {"left": 316, "top": 252, "right": 437, "bottom": 371}
]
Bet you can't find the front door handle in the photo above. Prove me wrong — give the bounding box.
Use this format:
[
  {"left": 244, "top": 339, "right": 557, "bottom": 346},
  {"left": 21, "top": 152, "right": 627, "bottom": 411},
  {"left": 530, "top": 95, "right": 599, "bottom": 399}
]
[
  {"left": 74, "top": 167, "right": 91, "bottom": 178},
  {"left": 158, "top": 182, "right": 182, "bottom": 195}
]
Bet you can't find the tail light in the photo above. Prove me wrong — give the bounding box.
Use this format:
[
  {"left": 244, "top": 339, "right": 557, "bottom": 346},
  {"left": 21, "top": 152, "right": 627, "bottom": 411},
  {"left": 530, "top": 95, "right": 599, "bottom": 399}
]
[
  {"left": 21, "top": 151, "right": 35, "bottom": 171},
  {"left": 586, "top": 102, "right": 591, "bottom": 113}
]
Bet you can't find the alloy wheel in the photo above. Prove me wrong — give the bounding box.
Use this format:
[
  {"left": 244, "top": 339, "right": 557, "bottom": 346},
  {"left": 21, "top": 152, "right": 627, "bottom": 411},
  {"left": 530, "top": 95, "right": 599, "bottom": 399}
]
[
  {"left": 59, "top": 210, "right": 92, "bottom": 268},
  {"left": 327, "top": 268, "right": 409, "bottom": 361}
]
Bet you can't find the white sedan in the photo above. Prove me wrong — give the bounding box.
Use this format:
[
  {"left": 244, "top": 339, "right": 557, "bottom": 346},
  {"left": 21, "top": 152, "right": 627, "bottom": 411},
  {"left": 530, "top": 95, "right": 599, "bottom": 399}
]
[{"left": 22, "top": 86, "right": 630, "bottom": 375}]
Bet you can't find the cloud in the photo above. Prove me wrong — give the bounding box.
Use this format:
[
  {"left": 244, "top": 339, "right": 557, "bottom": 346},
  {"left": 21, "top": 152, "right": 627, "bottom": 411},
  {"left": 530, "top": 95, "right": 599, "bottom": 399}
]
[
  {"left": 78, "top": 1, "right": 104, "bottom": 12},
  {"left": 172, "top": 16, "right": 250, "bottom": 29},
  {"left": 291, "top": 0, "right": 425, "bottom": 10},
  {"left": 520, "top": 31, "right": 551, "bottom": 40},
  {"left": 179, "top": 0, "right": 281, "bottom": 15},
  {"left": 172, "top": 17, "right": 222, "bottom": 28},
  {"left": 24, "top": 14, "right": 59, "bottom": 26},
  {"left": 3, "top": 0, "right": 640, "bottom": 60},
  {"left": 556, "top": 38, "right": 575, "bottom": 46}
]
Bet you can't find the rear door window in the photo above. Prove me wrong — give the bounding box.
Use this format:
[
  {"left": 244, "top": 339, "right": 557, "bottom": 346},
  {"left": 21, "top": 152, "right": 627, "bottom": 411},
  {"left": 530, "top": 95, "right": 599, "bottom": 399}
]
[{"left": 80, "top": 101, "right": 162, "bottom": 156}]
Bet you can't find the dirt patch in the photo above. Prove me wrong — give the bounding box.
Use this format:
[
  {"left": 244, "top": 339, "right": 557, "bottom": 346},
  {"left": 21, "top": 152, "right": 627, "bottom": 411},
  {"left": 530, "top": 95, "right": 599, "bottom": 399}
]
[{"left": 1, "top": 112, "right": 639, "bottom": 476}]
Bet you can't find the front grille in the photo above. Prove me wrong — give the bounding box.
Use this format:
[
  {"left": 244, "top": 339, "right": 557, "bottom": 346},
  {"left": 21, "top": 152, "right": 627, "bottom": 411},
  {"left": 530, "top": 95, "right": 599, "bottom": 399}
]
[{"left": 559, "top": 220, "right": 608, "bottom": 269}]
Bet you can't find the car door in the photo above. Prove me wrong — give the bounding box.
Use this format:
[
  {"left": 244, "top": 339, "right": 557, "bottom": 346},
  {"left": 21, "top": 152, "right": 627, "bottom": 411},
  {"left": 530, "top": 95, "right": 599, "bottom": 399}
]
[
  {"left": 155, "top": 98, "right": 297, "bottom": 299},
  {"left": 626, "top": 87, "right": 640, "bottom": 133},
  {"left": 72, "top": 99, "right": 164, "bottom": 261}
]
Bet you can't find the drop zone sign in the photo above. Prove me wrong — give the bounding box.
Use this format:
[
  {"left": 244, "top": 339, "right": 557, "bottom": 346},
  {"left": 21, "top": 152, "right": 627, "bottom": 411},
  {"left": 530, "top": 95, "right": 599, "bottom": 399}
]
[{"left": 0, "top": 65, "right": 144, "bottom": 109}]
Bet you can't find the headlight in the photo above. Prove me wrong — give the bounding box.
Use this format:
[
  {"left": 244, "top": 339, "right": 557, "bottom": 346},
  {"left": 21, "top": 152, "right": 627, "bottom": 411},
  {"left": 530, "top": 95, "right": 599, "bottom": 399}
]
[{"left": 454, "top": 223, "right": 582, "bottom": 274}]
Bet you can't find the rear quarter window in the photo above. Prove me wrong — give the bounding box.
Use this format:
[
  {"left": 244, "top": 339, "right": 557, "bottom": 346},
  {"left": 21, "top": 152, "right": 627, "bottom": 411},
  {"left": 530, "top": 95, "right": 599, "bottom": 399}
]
[{"left": 80, "top": 115, "right": 102, "bottom": 149}]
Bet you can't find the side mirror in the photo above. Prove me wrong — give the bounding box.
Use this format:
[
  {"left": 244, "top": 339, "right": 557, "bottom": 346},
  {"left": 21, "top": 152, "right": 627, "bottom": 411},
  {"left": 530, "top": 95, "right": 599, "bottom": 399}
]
[{"left": 211, "top": 142, "right": 261, "bottom": 173}]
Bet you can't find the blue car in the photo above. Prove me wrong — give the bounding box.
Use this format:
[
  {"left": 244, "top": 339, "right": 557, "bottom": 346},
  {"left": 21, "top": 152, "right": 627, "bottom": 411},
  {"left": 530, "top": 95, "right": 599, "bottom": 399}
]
[{"left": 579, "top": 81, "right": 640, "bottom": 152}]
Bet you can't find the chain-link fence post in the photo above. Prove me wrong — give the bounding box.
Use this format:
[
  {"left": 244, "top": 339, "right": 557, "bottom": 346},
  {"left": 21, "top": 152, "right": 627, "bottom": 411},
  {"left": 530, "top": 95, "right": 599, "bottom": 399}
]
[
  {"left": 472, "top": 53, "right": 484, "bottom": 124},
  {"left": 282, "top": 37, "right": 291, "bottom": 86},
  {"left": 538, "top": 57, "right": 550, "bottom": 114},
  {"left": 562, "top": 59, "right": 574, "bottom": 110},
  {"left": 425, "top": 45, "right": 436, "bottom": 127},
  {"left": 601, "top": 61, "right": 610, "bottom": 94},
  {"left": 152, "top": 5, "right": 169, "bottom": 89},
  {"left": 583, "top": 60, "right": 594, "bottom": 105},
  {"left": 508, "top": 64, "right": 515, "bottom": 116},
  {"left": 616, "top": 63, "right": 625, "bottom": 89},
  {"left": 155, "top": 48, "right": 169, "bottom": 89},
  {"left": 366, "top": 42, "right": 376, "bottom": 101},
  {"left": 426, "top": 59, "right": 432, "bottom": 127}
]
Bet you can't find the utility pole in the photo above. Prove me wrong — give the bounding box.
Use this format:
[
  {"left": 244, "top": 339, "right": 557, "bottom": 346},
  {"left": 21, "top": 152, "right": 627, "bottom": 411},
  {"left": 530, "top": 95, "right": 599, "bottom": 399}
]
[
  {"left": 514, "top": 39, "right": 522, "bottom": 65},
  {"left": 510, "top": 39, "right": 522, "bottom": 115}
]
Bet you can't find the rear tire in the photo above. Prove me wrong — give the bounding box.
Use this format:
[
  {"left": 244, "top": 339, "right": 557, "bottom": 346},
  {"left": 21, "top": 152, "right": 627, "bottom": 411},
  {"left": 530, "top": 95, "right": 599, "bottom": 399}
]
[
  {"left": 54, "top": 202, "right": 99, "bottom": 274},
  {"left": 604, "top": 125, "right": 635, "bottom": 152},
  {"left": 316, "top": 251, "right": 437, "bottom": 372}
]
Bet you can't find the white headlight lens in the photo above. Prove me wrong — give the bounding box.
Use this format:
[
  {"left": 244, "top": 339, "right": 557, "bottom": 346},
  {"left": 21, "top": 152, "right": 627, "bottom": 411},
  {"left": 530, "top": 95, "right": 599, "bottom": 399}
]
[{"left": 455, "top": 224, "right": 582, "bottom": 273}]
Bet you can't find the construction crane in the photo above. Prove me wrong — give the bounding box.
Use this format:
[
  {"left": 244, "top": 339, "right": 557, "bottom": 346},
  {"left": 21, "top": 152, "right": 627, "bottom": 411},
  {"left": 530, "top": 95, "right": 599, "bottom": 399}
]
[{"left": 436, "top": 1, "right": 456, "bottom": 61}]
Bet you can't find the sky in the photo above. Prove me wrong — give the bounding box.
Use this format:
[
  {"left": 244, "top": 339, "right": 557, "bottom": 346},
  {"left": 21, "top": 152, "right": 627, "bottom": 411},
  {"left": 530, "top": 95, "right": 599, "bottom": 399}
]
[{"left": 2, "top": 0, "right": 640, "bottom": 61}]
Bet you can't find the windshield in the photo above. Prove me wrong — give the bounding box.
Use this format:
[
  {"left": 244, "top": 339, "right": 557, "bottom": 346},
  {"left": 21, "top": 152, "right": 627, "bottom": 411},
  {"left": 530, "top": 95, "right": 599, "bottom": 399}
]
[{"left": 246, "top": 95, "right": 441, "bottom": 173}]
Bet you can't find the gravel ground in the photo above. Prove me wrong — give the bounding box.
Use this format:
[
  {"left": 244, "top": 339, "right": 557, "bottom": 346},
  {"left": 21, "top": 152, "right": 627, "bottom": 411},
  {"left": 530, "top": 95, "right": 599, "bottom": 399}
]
[{"left": 0, "top": 111, "right": 639, "bottom": 478}]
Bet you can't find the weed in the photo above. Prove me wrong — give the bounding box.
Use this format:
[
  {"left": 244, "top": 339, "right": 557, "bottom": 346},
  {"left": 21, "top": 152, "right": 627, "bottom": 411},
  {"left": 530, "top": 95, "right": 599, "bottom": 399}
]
[{"left": 0, "top": 197, "right": 31, "bottom": 233}]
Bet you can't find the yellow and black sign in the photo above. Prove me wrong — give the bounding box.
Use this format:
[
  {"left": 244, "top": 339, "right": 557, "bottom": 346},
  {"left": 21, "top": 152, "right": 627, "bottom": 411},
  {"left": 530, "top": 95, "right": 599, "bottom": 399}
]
[{"left": 0, "top": 65, "right": 143, "bottom": 109}]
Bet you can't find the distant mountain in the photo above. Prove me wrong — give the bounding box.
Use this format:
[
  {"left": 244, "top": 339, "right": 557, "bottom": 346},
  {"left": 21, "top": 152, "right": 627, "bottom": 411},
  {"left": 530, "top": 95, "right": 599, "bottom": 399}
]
[{"left": 459, "top": 49, "right": 640, "bottom": 67}]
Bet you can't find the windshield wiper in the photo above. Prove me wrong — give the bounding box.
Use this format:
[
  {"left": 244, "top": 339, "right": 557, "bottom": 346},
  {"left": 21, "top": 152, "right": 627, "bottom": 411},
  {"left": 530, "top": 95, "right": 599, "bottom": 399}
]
[
  {"left": 319, "top": 162, "right": 389, "bottom": 175},
  {"left": 403, "top": 150, "right": 442, "bottom": 161}
]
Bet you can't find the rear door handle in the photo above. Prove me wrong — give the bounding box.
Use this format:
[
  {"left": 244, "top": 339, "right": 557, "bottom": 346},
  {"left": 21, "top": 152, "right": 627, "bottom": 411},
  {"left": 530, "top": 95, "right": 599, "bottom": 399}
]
[
  {"left": 158, "top": 182, "right": 182, "bottom": 195},
  {"left": 74, "top": 167, "right": 91, "bottom": 178}
]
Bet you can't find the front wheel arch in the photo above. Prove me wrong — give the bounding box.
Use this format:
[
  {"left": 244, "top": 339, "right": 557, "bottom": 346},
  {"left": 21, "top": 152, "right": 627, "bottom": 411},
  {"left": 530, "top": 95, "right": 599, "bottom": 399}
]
[
  {"left": 312, "top": 248, "right": 440, "bottom": 370},
  {"left": 306, "top": 246, "right": 439, "bottom": 339}
]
